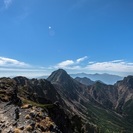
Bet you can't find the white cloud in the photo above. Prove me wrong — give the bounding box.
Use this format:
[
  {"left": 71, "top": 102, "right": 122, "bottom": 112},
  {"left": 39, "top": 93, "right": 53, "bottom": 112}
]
[
  {"left": 87, "top": 60, "right": 133, "bottom": 73},
  {"left": 54, "top": 58, "right": 133, "bottom": 76},
  {"left": 55, "top": 56, "right": 88, "bottom": 69},
  {"left": 0, "top": 57, "right": 49, "bottom": 78},
  {"left": 56, "top": 60, "right": 74, "bottom": 68},
  {"left": 0, "top": 57, "right": 29, "bottom": 68},
  {"left": 76, "top": 56, "right": 88, "bottom": 63},
  {"left": 88, "top": 61, "right": 95, "bottom": 64},
  {"left": 4, "top": 0, "right": 13, "bottom": 9}
]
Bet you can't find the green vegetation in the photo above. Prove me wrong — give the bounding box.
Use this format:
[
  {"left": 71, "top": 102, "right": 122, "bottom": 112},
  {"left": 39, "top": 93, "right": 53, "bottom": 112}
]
[
  {"left": 21, "top": 98, "right": 54, "bottom": 109},
  {"left": 123, "top": 99, "right": 133, "bottom": 114},
  {"left": 87, "top": 103, "right": 133, "bottom": 133},
  {"left": 123, "top": 99, "right": 133, "bottom": 123}
]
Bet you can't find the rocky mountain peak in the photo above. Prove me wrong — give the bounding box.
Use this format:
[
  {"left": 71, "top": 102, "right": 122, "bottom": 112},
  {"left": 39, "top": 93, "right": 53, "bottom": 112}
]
[
  {"left": 47, "top": 69, "right": 72, "bottom": 83},
  {"left": 47, "top": 69, "right": 87, "bottom": 101}
]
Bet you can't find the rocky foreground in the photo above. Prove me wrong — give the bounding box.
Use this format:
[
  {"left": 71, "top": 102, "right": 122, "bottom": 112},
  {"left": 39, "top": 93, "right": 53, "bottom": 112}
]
[
  {"left": 0, "top": 76, "right": 82, "bottom": 133},
  {"left": 0, "top": 101, "right": 62, "bottom": 133}
]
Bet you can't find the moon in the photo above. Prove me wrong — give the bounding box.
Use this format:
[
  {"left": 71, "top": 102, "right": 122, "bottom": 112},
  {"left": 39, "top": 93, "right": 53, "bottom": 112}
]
[{"left": 49, "top": 26, "right": 51, "bottom": 29}]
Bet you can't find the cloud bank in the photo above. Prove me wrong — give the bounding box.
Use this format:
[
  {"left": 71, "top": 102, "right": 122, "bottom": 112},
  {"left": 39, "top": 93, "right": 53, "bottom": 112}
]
[
  {"left": 0, "top": 57, "right": 47, "bottom": 78},
  {"left": 1, "top": 56, "right": 133, "bottom": 78},
  {"left": 54, "top": 57, "right": 133, "bottom": 75},
  {"left": 0, "top": 57, "right": 29, "bottom": 68},
  {"left": 87, "top": 60, "right": 133, "bottom": 73}
]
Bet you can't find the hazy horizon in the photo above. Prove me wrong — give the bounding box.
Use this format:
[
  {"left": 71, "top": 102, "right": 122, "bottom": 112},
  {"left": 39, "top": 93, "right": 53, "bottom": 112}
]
[{"left": 0, "top": 68, "right": 128, "bottom": 78}]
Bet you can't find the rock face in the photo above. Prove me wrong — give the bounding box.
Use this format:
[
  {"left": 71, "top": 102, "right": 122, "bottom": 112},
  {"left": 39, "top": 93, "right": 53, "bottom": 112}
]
[
  {"left": 114, "top": 76, "right": 133, "bottom": 122},
  {"left": 87, "top": 81, "right": 118, "bottom": 109}
]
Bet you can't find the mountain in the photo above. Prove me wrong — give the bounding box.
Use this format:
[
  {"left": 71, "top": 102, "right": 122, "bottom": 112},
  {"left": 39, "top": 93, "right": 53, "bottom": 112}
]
[
  {"left": 71, "top": 73, "right": 123, "bottom": 84},
  {"left": 1, "top": 69, "right": 133, "bottom": 133},
  {"left": 47, "top": 69, "right": 102, "bottom": 132},
  {"left": 86, "top": 75, "right": 133, "bottom": 129},
  {"left": 75, "top": 77, "right": 95, "bottom": 86},
  {"left": 47, "top": 69, "right": 133, "bottom": 132},
  {"left": 47, "top": 69, "right": 89, "bottom": 110}
]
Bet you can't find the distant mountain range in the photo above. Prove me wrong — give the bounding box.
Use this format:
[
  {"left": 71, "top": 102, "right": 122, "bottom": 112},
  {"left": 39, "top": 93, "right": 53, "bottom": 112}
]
[
  {"left": 38, "top": 72, "right": 123, "bottom": 85},
  {"left": 71, "top": 73, "right": 123, "bottom": 84}
]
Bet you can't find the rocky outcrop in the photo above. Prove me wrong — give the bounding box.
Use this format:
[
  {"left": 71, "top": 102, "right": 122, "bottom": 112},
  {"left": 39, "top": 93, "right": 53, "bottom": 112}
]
[
  {"left": 14, "top": 76, "right": 63, "bottom": 104},
  {"left": 0, "top": 102, "right": 62, "bottom": 133}
]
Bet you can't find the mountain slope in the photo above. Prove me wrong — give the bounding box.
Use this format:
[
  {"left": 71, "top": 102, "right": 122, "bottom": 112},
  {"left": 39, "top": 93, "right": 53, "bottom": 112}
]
[
  {"left": 86, "top": 75, "right": 133, "bottom": 131},
  {"left": 87, "top": 81, "right": 118, "bottom": 109},
  {"left": 114, "top": 76, "right": 133, "bottom": 122}
]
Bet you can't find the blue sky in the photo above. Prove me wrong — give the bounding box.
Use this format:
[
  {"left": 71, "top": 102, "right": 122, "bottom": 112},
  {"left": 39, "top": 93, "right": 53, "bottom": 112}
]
[{"left": 0, "top": 0, "right": 133, "bottom": 77}]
